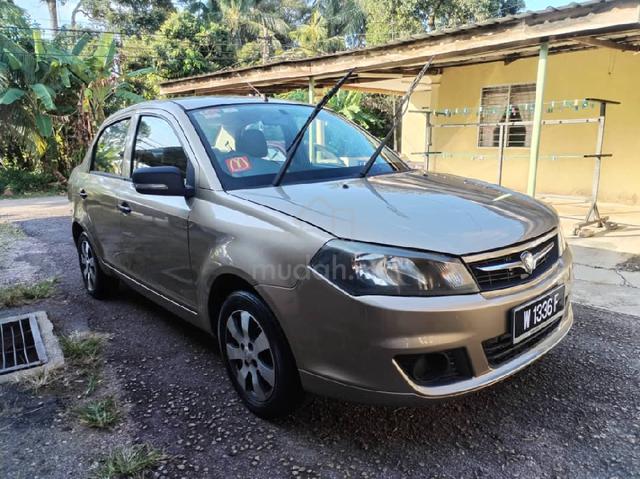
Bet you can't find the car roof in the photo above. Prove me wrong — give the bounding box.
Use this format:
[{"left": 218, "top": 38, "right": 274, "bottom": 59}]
[{"left": 123, "top": 96, "right": 309, "bottom": 113}]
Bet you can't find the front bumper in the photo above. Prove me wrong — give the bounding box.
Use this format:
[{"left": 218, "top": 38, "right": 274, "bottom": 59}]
[{"left": 257, "top": 250, "right": 573, "bottom": 405}]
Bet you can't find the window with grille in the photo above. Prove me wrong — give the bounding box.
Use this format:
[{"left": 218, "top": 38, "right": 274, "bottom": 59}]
[{"left": 478, "top": 84, "right": 536, "bottom": 148}]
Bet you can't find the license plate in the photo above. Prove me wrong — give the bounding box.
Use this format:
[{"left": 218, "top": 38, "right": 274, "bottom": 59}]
[{"left": 511, "top": 285, "right": 565, "bottom": 344}]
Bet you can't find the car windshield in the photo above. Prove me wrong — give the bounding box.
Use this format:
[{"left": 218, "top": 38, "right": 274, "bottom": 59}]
[{"left": 188, "top": 103, "right": 410, "bottom": 190}]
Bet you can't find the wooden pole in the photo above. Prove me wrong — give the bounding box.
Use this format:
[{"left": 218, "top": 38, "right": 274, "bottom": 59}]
[
  {"left": 527, "top": 42, "right": 548, "bottom": 196},
  {"left": 392, "top": 96, "right": 397, "bottom": 150},
  {"left": 308, "top": 77, "right": 315, "bottom": 104}
]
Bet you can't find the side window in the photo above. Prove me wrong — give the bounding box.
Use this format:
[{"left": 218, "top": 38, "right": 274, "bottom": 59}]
[
  {"left": 92, "top": 119, "right": 130, "bottom": 176},
  {"left": 133, "top": 116, "right": 188, "bottom": 177}
]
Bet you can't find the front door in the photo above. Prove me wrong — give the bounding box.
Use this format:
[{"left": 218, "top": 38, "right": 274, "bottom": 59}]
[{"left": 118, "top": 114, "right": 196, "bottom": 308}]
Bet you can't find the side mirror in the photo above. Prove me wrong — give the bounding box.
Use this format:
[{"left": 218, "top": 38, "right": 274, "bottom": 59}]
[{"left": 132, "top": 166, "right": 193, "bottom": 197}]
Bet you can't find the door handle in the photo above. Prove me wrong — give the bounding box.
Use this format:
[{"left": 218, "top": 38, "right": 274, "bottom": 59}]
[
  {"left": 79, "top": 189, "right": 88, "bottom": 199},
  {"left": 117, "top": 202, "right": 131, "bottom": 214}
]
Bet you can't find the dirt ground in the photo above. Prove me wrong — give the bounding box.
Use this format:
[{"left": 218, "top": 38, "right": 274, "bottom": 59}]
[{"left": 0, "top": 207, "right": 638, "bottom": 479}]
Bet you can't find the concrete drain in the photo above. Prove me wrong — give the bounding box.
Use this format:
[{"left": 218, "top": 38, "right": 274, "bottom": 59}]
[{"left": 1, "top": 312, "right": 48, "bottom": 375}]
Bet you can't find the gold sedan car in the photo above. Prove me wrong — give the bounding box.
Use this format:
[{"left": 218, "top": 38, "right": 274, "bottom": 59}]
[{"left": 69, "top": 97, "right": 572, "bottom": 418}]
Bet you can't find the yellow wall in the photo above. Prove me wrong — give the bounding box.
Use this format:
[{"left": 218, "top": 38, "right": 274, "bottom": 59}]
[{"left": 401, "top": 48, "right": 640, "bottom": 204}]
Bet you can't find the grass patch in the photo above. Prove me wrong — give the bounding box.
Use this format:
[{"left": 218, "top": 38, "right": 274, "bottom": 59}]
[
  {"left": 0, "top": 222, "right": 24, "bottom": 241},
  {"left": 83, "top": 372, "right": 102, "bottom": 397},
  {"left": 94, "top": 444, "right": 165, "bottom": 479},
  {"left": 60, "top": 332, "right": 104, "bottom": 367},
  {"left": 19, "top": 332, "right": 105, "bottom": 394},
  {"left": 0, "top": 278, "right": 57, "bottom": 307},
  {"left": 77, "top": 397, "right": 121, "bottom": 429},
  {"left": 0, "top": 222, "right": 24, "bottom": 261},
  {"left": 0, "top": 167, "right": 63, "bottom": 197},
  {"left": 55, "top": 332, "right": 107, "bottom": 397},
  {"left": 21, "top": 368, "right": 61, "bottom": 393},
  {"left": 0, "top": 189, "right": 64, "bottom": 200}
]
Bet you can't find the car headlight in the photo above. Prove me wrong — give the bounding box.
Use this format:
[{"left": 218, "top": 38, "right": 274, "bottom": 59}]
[
  {"left": 558, "top": 228, "right": 568, "bottom": 256},
  {"left": 310, "top": 240, "right": 478, "bottom": 296}
]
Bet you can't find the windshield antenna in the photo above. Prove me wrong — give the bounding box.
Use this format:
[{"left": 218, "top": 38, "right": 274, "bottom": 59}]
[
  {"left": 247, "top": 82, "right": 268, "bottom": 102},
  {"left": 272, "top": 69, "right": 355, "bottom": 187},
  {"left": 359, "top": 56, "right": 436, "bottom": 178}
]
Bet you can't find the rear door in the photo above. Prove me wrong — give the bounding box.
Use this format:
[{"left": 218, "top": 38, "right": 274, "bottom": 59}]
[
  {"left": 80, "top": 117, "right": 133, "bottom": 268},
  {"left": 118, "top": 112, "right": 196, "bottom": 307}
]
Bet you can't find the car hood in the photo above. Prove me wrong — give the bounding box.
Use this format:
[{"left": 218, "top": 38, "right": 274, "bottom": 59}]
[{"left": 232, "top": 171, "right": 558, "bottom": 256}]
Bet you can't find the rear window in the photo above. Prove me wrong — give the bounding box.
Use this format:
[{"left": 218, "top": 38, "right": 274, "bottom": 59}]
[{"left": 188, "top": 103, "right": 408, "bottom": 190}]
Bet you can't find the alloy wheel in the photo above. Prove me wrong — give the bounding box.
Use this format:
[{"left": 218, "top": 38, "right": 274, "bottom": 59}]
[
  {"left": 79, "top": 238, "right": 97, "bottom": 292},
  {"left": 224, "top": 310, "right": 276, "bottom": 401}
]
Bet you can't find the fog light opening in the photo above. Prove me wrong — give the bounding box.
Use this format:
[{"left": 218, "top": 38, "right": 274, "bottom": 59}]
[{"left": 412, "top": 353, "right": 450, "bottom": 382}]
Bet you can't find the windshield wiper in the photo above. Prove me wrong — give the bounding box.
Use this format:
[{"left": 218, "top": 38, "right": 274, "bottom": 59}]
[
  {"left": 272, "top": 69, "right": 354, "bottom": 186},
  {"left": 359, "top": 56, "right": 435, "bottom": 178}
]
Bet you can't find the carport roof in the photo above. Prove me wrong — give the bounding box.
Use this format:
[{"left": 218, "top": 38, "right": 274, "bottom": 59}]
[{"left": 159, "top": 0, "right": 640, "bottom": 97}]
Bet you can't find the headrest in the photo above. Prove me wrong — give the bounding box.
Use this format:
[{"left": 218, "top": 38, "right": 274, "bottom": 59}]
[{"left": 237, "top": 129, "right": 268, "bottom": 158}]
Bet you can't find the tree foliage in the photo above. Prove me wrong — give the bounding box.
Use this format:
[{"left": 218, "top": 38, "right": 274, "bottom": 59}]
[
  {"left": 1, "top": 0, "right": 526, "bottom": 187},
  {"left": 146, "top": 11, "right": 235, "bottom": 79},
  {"left": 0, "top": 16, "right": 148, "bottom": 175},
  {"left": 0, "top": 1, "right": 34, "bottom": 45},
  {"left": 361, "top": 0, "right": 525, "bottom": 45},
  {"left": 289, "top": 10, "right": 343, "bottom": 57},
  {"left": 77, "top": 0, "right": 176, "bottom": 34}
]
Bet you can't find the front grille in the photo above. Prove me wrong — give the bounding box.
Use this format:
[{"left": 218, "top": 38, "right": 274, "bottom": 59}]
[
  {"left": 467, "top": 233, "right": 559, "bottom": 291},
  {"left": 482, "top": 318, "right": 561, "bottom": 368},
  {"left": 1, "top": 314, "right": 47, "bottom": 375}
]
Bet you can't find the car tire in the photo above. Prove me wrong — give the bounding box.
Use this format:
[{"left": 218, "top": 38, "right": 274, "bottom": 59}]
[
  {"left": 218, "top": 290, "right": 304, "bottom": 419},
  {"left": 77, "top": 232, "right": 118, "bottom": 299}
]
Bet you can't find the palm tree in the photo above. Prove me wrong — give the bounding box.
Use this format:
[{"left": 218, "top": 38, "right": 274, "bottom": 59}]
[
  {"left": 289, "top": 10, "right": 343, "bottom": 56},
  {"left": 184, "top": 0, "right": 221, "bottom": 22},
  {"left": 217, "top": 0, "right": 289, "bottom": 61},
  {"left": 315, "top": 0, "right": 366, "bottom": 46},
  {"left": 41, "top": 0, "right": 59, "bottom": 30}
]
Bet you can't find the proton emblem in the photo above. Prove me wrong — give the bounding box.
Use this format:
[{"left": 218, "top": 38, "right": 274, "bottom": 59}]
[{"left": 520, "top": 251, "right": 535, "bottom": 275}]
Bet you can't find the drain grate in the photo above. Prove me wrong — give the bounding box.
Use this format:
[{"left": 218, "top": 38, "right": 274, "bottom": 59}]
[{"left": 1, "top": 313, "right": 48, "bottom": 375}]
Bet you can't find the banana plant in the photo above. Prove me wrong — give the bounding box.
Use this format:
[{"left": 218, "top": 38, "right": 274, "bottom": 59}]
[
  {"left": 77, "top": 33, "right": 149, "bottom": 134},
  {"left": 0, "top": 29, "right": 78, "bottom": 155},
  {"left": 278, "top": 88, "right": 379, "bottom": 131},
  {"left": 328, "top": 90, "right": 378, "bottom": 130},
  {"left": 0, "top": 29, "right": 150, "bottom": 161}
]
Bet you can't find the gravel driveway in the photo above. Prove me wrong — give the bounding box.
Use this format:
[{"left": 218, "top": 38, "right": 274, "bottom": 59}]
[{"left": 1, "top": 210, "right": 639, "bottom": 478}]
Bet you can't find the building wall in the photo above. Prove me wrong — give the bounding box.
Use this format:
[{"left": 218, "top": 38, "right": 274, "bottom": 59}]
[{"left": 401, "top": 48, "right": 640, "bottom": 204}]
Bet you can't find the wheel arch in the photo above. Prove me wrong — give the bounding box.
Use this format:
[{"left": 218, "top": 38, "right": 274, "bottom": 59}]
[
  {"left": 207, "top": 273, "right": 261, "bottom": 337},
  {"left": 206, "top": 273, "right": 294, "bottom": 356},
  {"left": 72, "top": 222, "right": 113, "bottom": 278},
  {"left": 72, "top": 221, "right": 84, "bottom": 245}
]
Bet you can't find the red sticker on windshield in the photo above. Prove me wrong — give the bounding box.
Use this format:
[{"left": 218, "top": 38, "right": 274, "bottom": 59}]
[{"left": 225, "top": 156, "right": 251, "bottom": 173}]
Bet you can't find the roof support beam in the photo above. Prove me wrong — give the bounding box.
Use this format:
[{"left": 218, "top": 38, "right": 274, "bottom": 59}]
[{"left": 576, "top": 36, "right": 639, "bottom": 52}]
